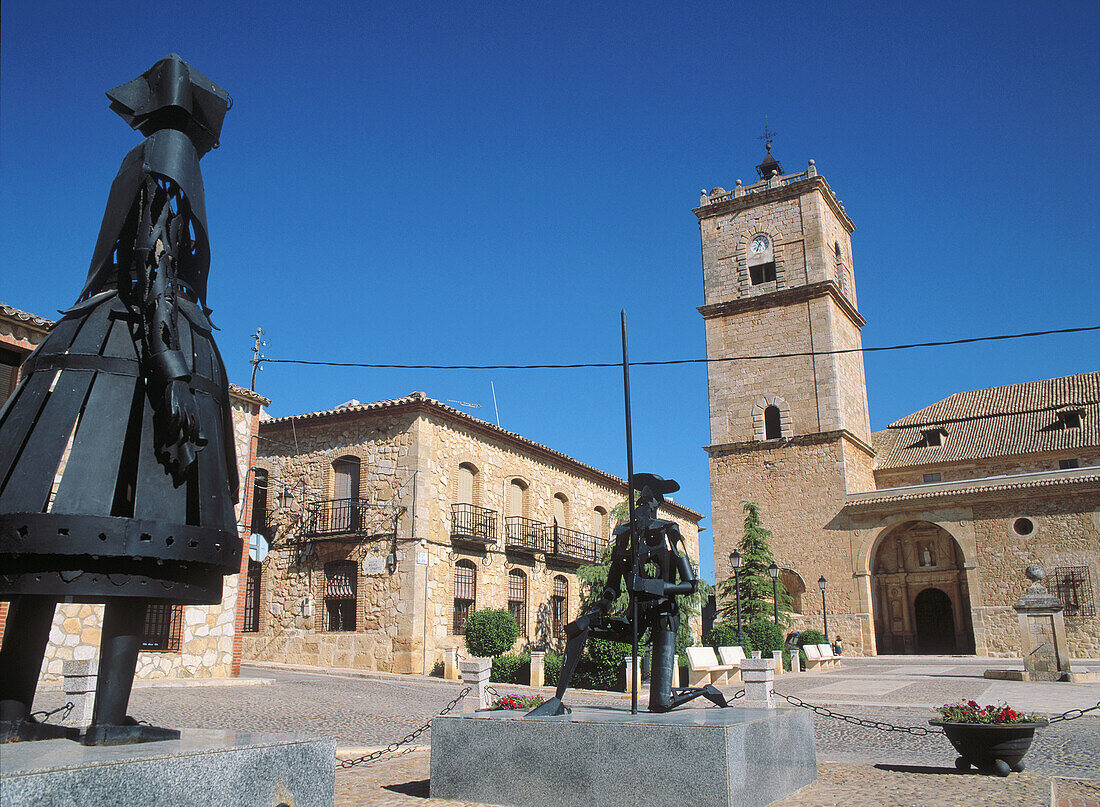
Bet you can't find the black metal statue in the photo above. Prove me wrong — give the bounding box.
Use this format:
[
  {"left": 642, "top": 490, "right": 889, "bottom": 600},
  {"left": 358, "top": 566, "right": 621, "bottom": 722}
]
[
  {"left": 528, "top": 473, "right": 729, "bottom": 716},
  {"left": 0, "top": 55, "right": 239, "bottom": 746}
]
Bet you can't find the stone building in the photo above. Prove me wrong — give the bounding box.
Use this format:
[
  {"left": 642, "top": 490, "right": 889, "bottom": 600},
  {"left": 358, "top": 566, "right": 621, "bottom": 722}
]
[
  {"left": 243, "top": 392, "right": 703, "bottom": 674},
  {"left": 695, "top": 150, "right": 1100, "bottom": 658},
  {"left": 0, "top": 301, "right": 268, "bottom": 681}
]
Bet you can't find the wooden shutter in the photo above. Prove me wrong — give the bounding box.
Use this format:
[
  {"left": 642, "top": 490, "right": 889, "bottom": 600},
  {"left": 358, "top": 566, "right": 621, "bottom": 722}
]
[
  {"left": 458, "top": 465, "right": 474, "bottom": 505},
  {"left": 508, "top": 480, "right": 524, "bottom": 517},
  {"left": 553, "top": 496, "right": 566, "bottom": 527}
]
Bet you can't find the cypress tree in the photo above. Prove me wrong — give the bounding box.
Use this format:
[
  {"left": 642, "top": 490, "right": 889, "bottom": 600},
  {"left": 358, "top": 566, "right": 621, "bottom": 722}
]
[{"left": 716, "top": 501, "right": 792, "bottom": 626}]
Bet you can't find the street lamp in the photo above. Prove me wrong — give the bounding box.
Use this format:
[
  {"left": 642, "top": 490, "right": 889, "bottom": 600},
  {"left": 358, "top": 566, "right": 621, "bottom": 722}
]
[
  {"left": 279, "top": 486, "right": 294, "bottom": 510},
  {"left": 729, "top": 550, "right": 743, "bottom": 646},
  {"left": 818, "top": 576, "right": 828, "bottom": 639},
  {"left": 768, "top": 562, "right": 780, "bottom": 625}
]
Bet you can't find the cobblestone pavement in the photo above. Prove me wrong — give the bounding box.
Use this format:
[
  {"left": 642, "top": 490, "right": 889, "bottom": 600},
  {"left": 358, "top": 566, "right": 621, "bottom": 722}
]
[{"left": 28, "top": 657, "right": 1100, "bottom": 806}]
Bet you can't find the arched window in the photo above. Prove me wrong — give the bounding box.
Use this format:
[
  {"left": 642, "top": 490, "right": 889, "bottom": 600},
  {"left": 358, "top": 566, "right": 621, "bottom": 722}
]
[
  {"left": 552, "top": 575, "right": 569, "bottom": 638},
  {"left": 507, "top": 478, "right": 527, "bottom": 518},
  {"left": 508, "top": 569, "right": 527, "bottom": 638},
  {"left": 453, "top": 560, "right": 476, "bottom": 635},
  {"left": 458, "top": 462, "right": 478, "bottom": 505},
  {"left": 591, "top": 507, "right": 608, "bottom": 541},
  {"left": 324, "top": 560, "right": 357, "bottom": 632},
  {"left": 553, "top": 494, "right": 568, "bottom": 527},
  {"left": 332, "top": 456, "right": 360, "bottom": 531},
  {"left": 764, "top": 405, "right": 782, "bottom": 440},
  {"left": 243, "top": 559, "right": 262, "bottom": 632}
]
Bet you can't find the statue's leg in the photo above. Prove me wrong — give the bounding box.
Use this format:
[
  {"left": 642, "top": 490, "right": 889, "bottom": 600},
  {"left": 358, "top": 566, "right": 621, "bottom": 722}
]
[
  {"left": 0, "top": 596, "right": 76, "bottom": 741},
  {"left": 83, "top": 600, "right": 180, "bottom": 746},
  {"left": 648, "top": 618, "right": 677, "bottom": 712},
  {"left": 526, "top": 621, "right": 590, "bottom": 717}
]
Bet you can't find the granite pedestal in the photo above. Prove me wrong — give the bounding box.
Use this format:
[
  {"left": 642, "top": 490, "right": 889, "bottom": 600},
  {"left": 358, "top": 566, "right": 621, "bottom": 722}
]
[
  {"left": 430, "top": 705, "right": 816, "bottom": 807},
  {"left": 0, "top": 730, "right": 336, "bottom": 807}
]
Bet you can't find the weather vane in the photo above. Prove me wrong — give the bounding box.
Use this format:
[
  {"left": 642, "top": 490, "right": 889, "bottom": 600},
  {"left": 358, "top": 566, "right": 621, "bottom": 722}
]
[{"left": 758, "top": 117, "right": 778, "bottom": 147}]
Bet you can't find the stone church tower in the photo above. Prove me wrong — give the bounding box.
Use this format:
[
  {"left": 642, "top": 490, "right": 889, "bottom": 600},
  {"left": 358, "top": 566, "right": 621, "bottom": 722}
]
[{"left": 696, "top": 146, "right": 876, "bottom": 639}]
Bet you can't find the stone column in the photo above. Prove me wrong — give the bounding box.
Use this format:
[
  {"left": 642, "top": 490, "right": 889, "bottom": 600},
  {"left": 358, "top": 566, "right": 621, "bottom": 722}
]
[
  {"left": 772, "top": 652, "right": 783, "bottom": 676},
  {"left": 623, "top": 656, "right": 644, "bottom": 695},
  {"left": 61, "top": 659, "right": 98, "bottom": 729},
  {"left": 459, "top": 657, "right": 492, "bottom": 710},
  {"left": 529, "top": 651, "right": 545, "bottom": 688},
  {"left": 740, "top": 658, "right": 775, "bottom": 708},
  {"left": 443, "top": 647, "right": 459, "bottom": 680},
  {"left": 1013, "top": 565, "right": 1074, "bottom": 681}
]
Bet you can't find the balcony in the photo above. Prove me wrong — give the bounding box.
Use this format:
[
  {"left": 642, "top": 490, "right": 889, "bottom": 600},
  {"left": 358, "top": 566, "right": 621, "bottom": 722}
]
[
  {"left": 451, "top": 503, "right": 498, "bottom": 545},
  {"left": 505, "top": 516, "right": 546, "bottom": 553},
  {"left": 300, "top": 498, "right": 392, "bottom": 538},
  {"left": 545, "top": 524, "right": 598, "bottom": 565}
]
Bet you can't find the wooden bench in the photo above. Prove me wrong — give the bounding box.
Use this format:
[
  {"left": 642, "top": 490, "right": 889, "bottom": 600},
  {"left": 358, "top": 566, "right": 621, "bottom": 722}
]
[
  {"left": 685, "top": 646, "right": 736, "bottom": 687},
  {"left": 717, "top": 646, "right": 746, "bottom": 683}
]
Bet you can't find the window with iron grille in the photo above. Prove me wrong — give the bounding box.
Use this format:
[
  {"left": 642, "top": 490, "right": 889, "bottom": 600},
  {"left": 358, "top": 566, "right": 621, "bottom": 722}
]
[
  {"left": 552, "top": 575, "right": 568, "bottom": 638},
  {"left": 325, "top": 561, "right": 357, "bottom": 631},
  {"left": 1052, "top": 566, "right": 1096, "bottom": 618},
  {"left": 453, "top": 560, "right": 476, "bottom": 635},
  {"left": 243, "top": 559, "right": 262, "bottom": 632},
  {"left": 508, "top": 569, "right": 527, "bottom": 637},
  {"left": 141, "top": 603, "right": 183, "bottom": 652}
]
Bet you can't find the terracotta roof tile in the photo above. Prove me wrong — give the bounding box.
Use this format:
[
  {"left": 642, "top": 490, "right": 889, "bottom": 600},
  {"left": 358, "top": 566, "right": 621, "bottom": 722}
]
[
  {"left": 0, "top": 302, "right": 54, "bottom": 330},
  {"left": 874, "top": 372, "right": 1100, "bottom": 469}
]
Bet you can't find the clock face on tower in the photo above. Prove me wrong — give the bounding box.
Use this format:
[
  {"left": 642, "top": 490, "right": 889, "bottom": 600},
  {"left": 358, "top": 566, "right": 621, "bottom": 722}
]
[{"left": 751, "top": 235, "right": 769, "bottom": 254}]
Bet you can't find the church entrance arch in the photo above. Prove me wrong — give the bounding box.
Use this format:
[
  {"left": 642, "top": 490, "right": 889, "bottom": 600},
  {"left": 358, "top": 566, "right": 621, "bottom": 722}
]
[{"left": 870, "top": 521, "right": 975, "bottom": 655}]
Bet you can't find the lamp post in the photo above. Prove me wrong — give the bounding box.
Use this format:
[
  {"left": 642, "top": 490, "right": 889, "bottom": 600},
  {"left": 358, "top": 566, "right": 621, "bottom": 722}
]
[
  {"left": 818, "top": 576, "right": 828, "bottom": 639},
  {"left": 768, "top": 562, "right": 780, "bottom": 626},
  {"left": 729, "top": 550, "right": 743, "bottom": 646}
]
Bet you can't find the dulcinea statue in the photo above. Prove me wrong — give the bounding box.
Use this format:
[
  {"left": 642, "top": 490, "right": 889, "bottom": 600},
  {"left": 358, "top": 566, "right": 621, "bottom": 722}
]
[
  {"left": 0, "top": 55, "right": 239, "bottom": 746},
  {"left": 528, "top": 473, "right": 729, "bottom": 716}
]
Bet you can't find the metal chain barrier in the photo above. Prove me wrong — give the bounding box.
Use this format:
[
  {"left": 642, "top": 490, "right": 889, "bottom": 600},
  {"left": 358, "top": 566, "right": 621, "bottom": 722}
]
[
  {"left": 774, "top": 691, "right": 936, "bottom": 736},
  {"left": 30, "top": 702, "right": 74, "bottom": 723},
  {"left": 337, "top": 686, "right": 471, "bottom": 769},
  {"left": 730, "top": 689, "right": 745, "bottom": 700},
  {"left": 1048, "top": 700, "right": 1100, "bottom": 724}
]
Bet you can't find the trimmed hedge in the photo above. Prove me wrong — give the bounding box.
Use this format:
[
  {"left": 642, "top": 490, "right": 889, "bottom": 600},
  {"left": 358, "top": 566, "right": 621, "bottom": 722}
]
[
  {"left": 490, "top": 652, "right": 530, "bottom": 684},
  {"left": 703, "top": 620, "right": 753, "bottom": 654},
  {"left": 743, "top": 619, "right": 784, "bottom": 656},
  {"left": 573, "top": 638, "right": 630, "bottom": 691},
  {"left": 464, "top": 608, "right": 519, "bottom": 658},
  {"left": 544, "top": 652, "right": 563, "bottom": 688},
  {"left": 796, "top": 629, "right": 827, "bottom": 648}
]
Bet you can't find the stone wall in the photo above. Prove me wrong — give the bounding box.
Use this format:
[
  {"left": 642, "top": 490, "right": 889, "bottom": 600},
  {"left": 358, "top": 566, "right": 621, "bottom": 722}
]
[{"left": 245, "top": 399, "right": 704, "bottom": 675}]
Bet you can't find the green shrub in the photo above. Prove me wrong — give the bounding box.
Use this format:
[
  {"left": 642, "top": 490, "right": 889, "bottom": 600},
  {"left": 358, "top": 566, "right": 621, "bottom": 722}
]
[
  {"left": 743, "top": 619, "right": 784, "bottom": 656},
  {"left": 573, "top": 638, "right": 630, "bottom": 691},
  {"left": 797, "top": 629, "right": 827, "bottom": 648},
  {"left": 491, "top": 652, "right": 531, "bottom": 684},
  {"left": 464, "top": 608, "right": 519, "bottom": 658},
  {"left": 703, "top": 621, "right": 752, "bottom": 653},
  {"left": 544, "top": 652, "right": 563, "bottom": 688}
]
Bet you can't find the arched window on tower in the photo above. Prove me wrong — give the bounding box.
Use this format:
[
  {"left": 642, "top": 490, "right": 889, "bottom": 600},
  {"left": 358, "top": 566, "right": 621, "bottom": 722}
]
[{"left": 764, "top": 405, "right": 782, "bottom": 440}]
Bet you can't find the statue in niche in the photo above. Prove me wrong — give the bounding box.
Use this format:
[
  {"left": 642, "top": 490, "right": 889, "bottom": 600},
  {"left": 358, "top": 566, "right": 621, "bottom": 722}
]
[
  {"left": 528, "top": 473, "right": 728, "bottom": 716},
  {"left": 0, "top": 55, "right": 237, "bottom": 746},
  {"left": 919, "top": 542, "right": 936, "bottom": 567}
]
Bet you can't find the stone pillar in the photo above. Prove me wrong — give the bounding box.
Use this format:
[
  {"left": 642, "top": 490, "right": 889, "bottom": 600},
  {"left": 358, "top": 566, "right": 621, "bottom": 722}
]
[
  {"left": 1014, "top": 565, "right": 1074, "bottom": 681},
  {"left": 459, "top": 657, "right": 492, "bottom": 710},
  {"left": 61, "top": 659, "right": 98, "bottom": 729},
  {"left": 772, "top": 652, "right": 783, "bottom": 676},
  {"left": 623, "top": 656, "right": 644, "bottom": 695},
  {"left": 741, "top": 658, "right": 775, "bottom": 708},
  {"left": 443, "top": 647, "right": 459, "bottom": 680},
  {"left": 789, "top": 648, "right": 802, "bottom": 673},
  {"left": 529, "top": 651, "right": 545, "bottom": 688}
]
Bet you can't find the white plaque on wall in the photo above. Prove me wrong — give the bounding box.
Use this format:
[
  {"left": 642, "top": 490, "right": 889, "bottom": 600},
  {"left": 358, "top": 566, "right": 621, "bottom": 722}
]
[
  {"left": 417, "top": 551, "right": 429, "bottom": 565},
  {"left": 362, "top": 555, "right": 386, "bottom": 575}
]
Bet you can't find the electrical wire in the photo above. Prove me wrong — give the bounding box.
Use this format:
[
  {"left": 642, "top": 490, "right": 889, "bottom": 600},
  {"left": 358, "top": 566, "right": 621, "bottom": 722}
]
[{"left": 256, "top": 325, "right": 1100, "bottom": 371}]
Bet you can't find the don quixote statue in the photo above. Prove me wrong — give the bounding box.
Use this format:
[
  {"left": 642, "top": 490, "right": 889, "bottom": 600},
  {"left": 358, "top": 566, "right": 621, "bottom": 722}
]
[{"left": 0, "top": 55, "right": 240, "bottom": 746}]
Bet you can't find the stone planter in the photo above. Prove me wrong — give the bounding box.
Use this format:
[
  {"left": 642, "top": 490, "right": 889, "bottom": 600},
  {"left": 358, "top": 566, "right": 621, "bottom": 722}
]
[{"left": 929, "top": 719, "right": 1047, "bottom": 776}]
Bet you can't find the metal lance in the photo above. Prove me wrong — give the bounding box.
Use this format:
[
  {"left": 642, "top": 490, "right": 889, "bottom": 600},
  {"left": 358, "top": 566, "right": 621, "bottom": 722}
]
[
  {"left": 621, "top": 310, "right": 638, "bottom": 715},
  {"left": 0, "top": 55, "right": 238, "bottom": 746}
]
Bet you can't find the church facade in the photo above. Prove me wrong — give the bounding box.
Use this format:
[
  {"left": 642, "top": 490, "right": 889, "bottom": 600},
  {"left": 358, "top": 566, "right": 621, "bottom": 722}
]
[{"left": 696, "top": 151, "right": 1100, "bottom": 658}]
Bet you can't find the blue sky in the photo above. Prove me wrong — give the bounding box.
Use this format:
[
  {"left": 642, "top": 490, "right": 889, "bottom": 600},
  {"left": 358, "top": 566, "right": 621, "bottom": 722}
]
[{"left": 2, "top": 1, "right": 1097, "bottom": 584}]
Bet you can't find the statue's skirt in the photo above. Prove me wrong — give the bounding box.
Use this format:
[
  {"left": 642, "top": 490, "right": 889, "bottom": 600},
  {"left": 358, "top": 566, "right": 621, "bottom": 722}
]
[{"left": 0, "top": 290, "right": 240, "bottom": 605}]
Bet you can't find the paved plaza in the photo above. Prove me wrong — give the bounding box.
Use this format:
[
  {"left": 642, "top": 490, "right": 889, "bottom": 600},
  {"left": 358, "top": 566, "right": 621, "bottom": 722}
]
[{"left": 29, "top": 656, "right": 1100, "bottom": 806}]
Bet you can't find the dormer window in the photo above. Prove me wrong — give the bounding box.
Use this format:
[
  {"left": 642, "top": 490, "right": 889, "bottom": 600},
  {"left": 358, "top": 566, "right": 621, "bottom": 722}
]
[
  {"left": 1059, "top": 409, "right": 1083, "bottom": 429},
  {"left": 921, "top": 428, "right": 947, "bottom": 447}
]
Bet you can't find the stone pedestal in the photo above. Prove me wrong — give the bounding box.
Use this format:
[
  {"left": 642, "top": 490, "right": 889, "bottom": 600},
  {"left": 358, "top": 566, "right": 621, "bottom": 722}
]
[
  {"left": 530, "top": 651, "right": 545, "bottom": 687},
  {"left": 60, "top": 659, "right": 97, "bottom": 729},
  {"left": 789, "top": 649, "right": 802, "bottom": 673},
  {"left": 430, "top": 705, "right": 816, "bottom": 807},
  {"left": 443, "top": 647, "right": 460, "bottom": 680},
  {"left": 0, "top": 731, "right": 335, "bottom": 807},
  {"left": 623, "top": 656, "right": 644, "bottom": 694},
  {"left": 459, "top": 656, "right": 492, "bottom": 710},
  {"left": 741, "top": 658, "right": 775, "bottom": 708}
]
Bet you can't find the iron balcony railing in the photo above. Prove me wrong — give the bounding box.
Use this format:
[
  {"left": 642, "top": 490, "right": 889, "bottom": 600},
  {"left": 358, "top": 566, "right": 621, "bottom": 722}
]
[
  {"left": 301, "top": 498, "right": 376, "bottom": 538},
  {"left": 545, "top": 524, "right": 598, "bottom": 564},
  {"left": 451, "top": 503, "right": 498, "bottom": 544},
  {"left": 505, "top": 516, "right": 546, "bottom": 553}
]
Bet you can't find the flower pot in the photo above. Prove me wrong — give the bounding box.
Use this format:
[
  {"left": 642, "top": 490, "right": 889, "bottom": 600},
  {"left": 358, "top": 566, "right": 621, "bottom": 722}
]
[{"left": 929, "top": 719, "right": 1047, "bottom": 776}]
